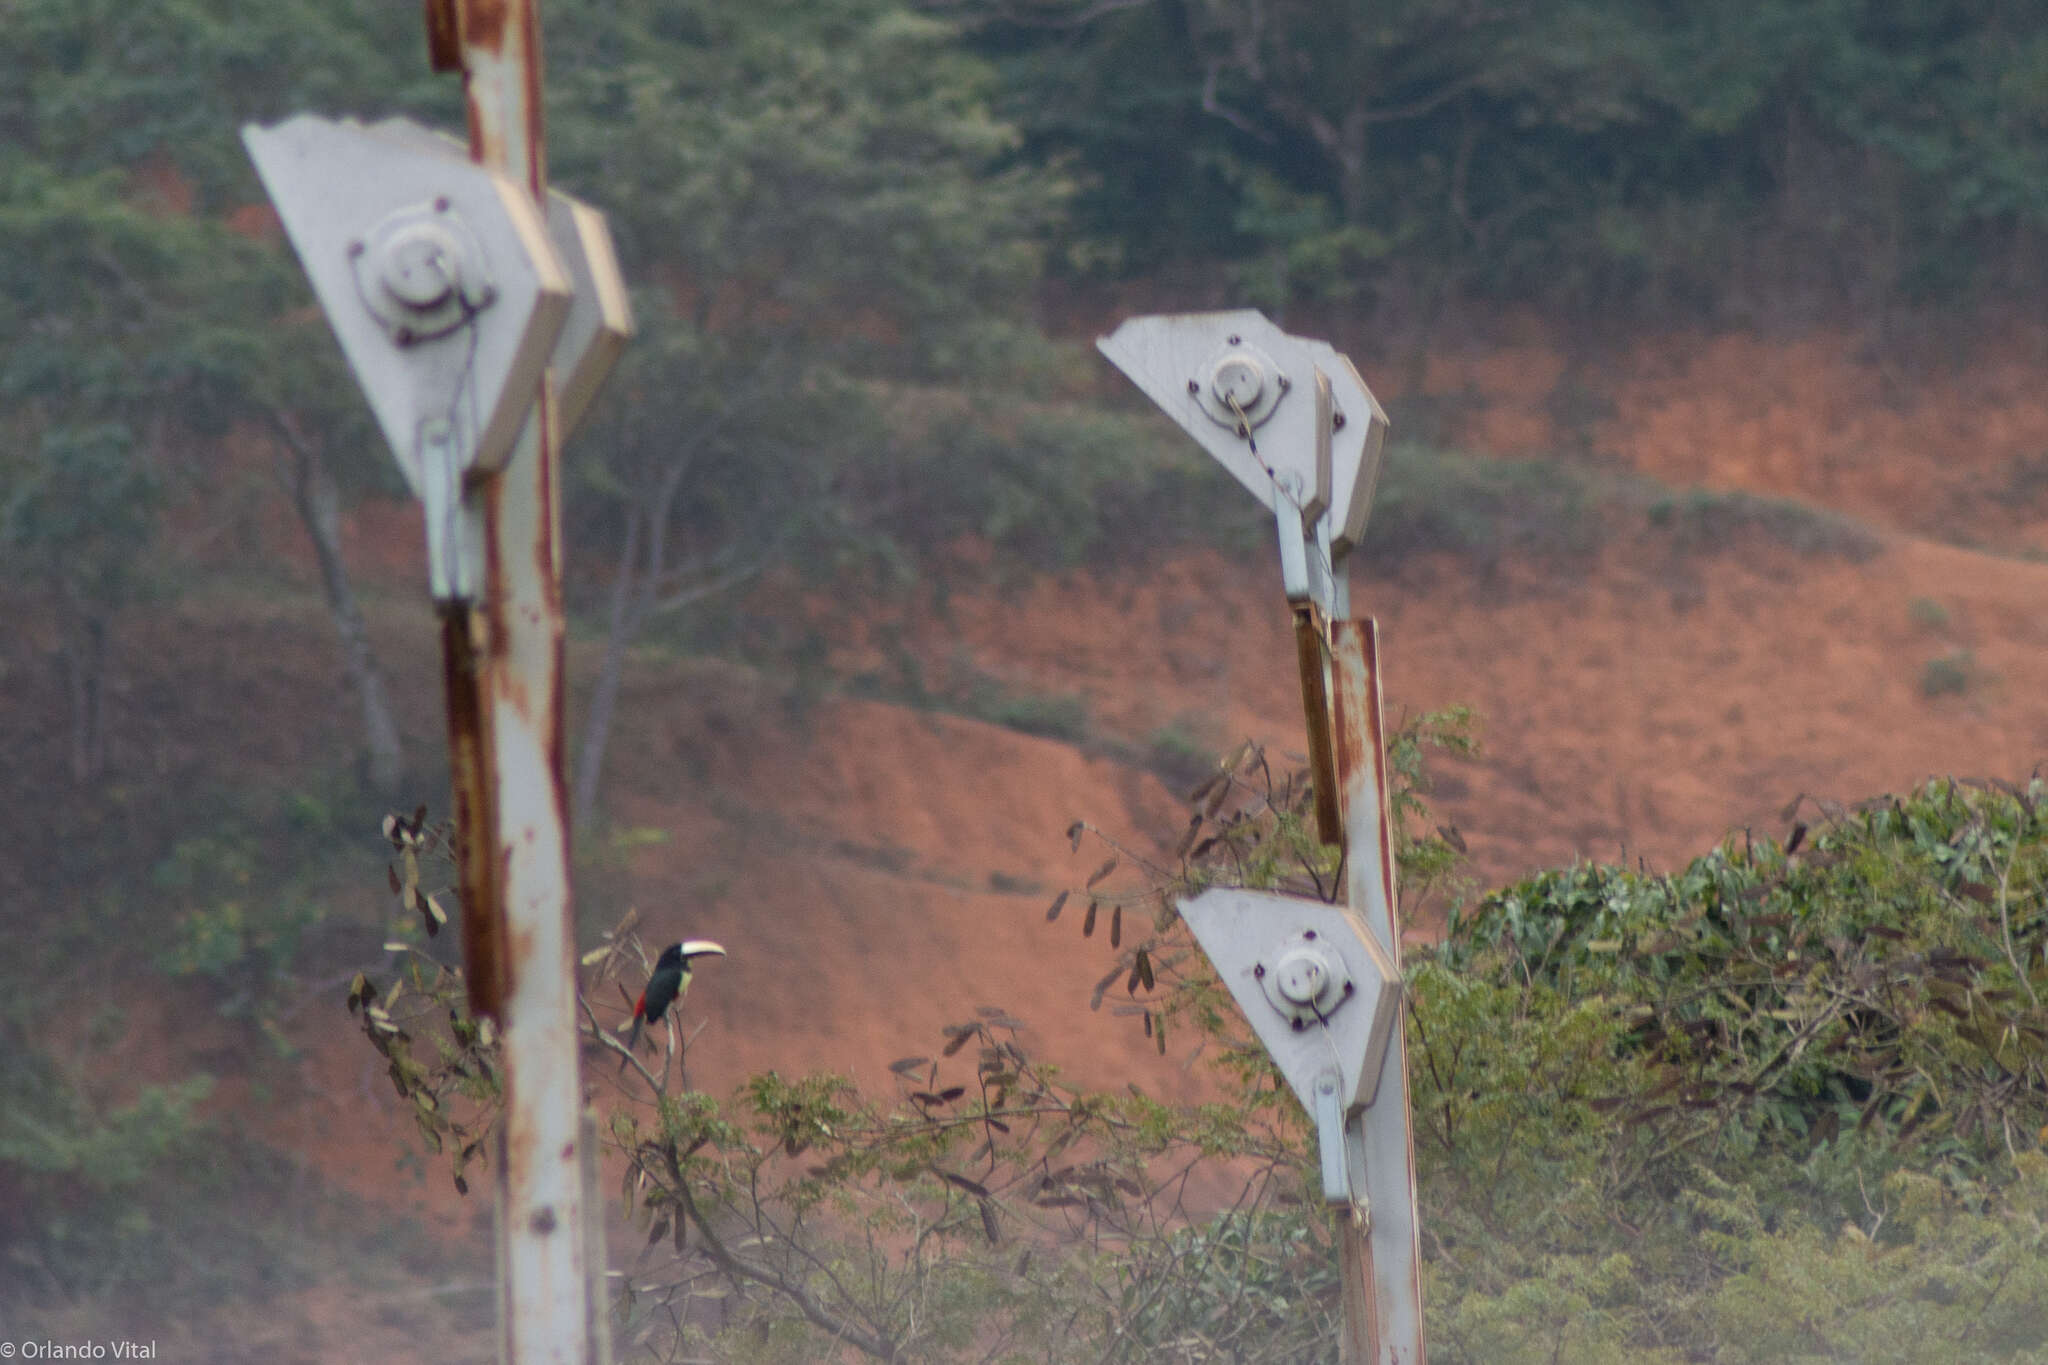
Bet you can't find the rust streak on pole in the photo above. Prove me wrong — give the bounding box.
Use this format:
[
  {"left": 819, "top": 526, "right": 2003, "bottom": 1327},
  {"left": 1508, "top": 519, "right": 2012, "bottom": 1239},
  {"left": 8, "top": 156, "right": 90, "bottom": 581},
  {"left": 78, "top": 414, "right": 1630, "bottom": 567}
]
[
  {"left": 1332, "top": 620, "right": 1401, "bottom": 961},
  {"left": 442, "top": 605, "right": 507, "bottom": 1019},
  {"left": 1338, "top": 1206, "right": 1382, "bottom": 1363},
  {"left": 1294, "top": 602, "right": 1344, "bottom": 846}
]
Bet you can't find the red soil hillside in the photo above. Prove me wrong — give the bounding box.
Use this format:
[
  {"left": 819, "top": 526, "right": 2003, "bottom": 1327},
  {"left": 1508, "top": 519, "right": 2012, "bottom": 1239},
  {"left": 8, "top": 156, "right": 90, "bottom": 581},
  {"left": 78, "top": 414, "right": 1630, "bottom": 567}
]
[
  {"left": 258, "top": 518, "right": 2048, "bottom": 1229},
  {"left": 506, "top": 323, "right": 2048, "bottom": 1098},
  {"left": 122, "top": 323, "right": 2048, "bottom": 1105},
  {"left": 609, "top": 534, "right": 2048, "bottom": 1105},
  {"left": 1409, "top": 318, "right": 2048, "bottom": 549}
]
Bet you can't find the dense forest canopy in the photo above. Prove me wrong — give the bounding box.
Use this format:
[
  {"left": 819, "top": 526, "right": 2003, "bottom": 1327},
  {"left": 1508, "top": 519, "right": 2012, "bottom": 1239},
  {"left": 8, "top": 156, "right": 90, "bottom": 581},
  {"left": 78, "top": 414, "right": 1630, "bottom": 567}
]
[
  {"left": 967, "top": 0, "right": 2048, "bottom": 315},
  {"left": 9, "top": 0, "right": 2047, "bottom": 611}
]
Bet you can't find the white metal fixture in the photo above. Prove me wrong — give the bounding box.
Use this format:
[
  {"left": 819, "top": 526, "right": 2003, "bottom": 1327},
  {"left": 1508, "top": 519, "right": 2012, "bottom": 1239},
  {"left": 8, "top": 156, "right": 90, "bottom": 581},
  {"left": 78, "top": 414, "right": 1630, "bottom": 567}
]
[
  {"left": 1179, "top": 889, "right": 1401, "bottom": 1205},
  {"left": 1097, "top": 310, "right": 1389, "bottom": 616},
  {"left": 243, "top": 114, "right": 573, "bottom": 600}
]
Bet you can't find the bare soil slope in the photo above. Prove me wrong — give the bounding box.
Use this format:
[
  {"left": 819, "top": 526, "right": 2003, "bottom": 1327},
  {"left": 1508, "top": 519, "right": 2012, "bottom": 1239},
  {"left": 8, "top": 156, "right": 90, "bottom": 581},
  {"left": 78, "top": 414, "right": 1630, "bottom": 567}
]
[{"left": 256, "top": 326, "right": 2048, "bottom": 1134}]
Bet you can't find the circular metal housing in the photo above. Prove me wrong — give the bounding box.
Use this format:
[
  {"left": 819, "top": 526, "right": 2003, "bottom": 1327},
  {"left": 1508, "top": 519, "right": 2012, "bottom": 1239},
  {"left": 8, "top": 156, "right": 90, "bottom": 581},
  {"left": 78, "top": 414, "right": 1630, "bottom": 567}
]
[
  {"left": 381, "top": 221, "right": 465, "bottom": 308},
  {"left": 1192, "top": 342, "right": 1286, "bottom": 434},
  {"left": 1259, "top": 933, "right": 1350, "bottom": 1027},
  {"left": 352, "top": 200, "right": 498, "bottom": 345}
]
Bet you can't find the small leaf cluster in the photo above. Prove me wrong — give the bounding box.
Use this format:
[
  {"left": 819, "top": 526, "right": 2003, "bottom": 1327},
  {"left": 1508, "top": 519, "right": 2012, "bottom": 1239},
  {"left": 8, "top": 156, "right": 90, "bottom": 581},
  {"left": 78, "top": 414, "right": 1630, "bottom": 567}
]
[{"left": 345, "top": 955, "right": 500, "bottom": 1197}]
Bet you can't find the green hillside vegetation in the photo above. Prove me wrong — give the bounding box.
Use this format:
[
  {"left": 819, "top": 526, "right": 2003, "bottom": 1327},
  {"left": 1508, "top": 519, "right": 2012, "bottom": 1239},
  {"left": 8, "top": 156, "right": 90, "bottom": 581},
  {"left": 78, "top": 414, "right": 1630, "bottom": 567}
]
[{"left": 1419, "top": 775, "right": 2048, "bottom": 1361}]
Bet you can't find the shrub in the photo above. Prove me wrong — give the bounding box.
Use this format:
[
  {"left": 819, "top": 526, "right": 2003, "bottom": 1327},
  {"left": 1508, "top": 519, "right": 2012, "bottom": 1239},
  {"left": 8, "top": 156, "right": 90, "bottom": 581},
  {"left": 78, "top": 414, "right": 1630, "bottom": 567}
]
[{"left": 1922, "top": 650, "right": 1975, "bottom": 697}]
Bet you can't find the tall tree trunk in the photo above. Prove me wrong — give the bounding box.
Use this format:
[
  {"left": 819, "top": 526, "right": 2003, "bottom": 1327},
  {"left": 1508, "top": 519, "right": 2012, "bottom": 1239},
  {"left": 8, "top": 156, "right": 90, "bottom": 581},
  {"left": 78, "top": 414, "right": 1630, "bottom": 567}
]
[
  {"left": 1333, "top": 103, "right": 1369, "bottom": 227},
  {"left": 572, "top": 506, "right": 646, "bottom": 825},
  {"left": 570, "top": 446, "right": 757, "bottom": 824},
  {"left": 85, "top": 616, "right": 104, "bottom": 779},
  {"left": 63, "top": 608, "right": 106, "bottom": 784},
  {"left": 270, "top": 411, "right": 406, "bottom": 795}
]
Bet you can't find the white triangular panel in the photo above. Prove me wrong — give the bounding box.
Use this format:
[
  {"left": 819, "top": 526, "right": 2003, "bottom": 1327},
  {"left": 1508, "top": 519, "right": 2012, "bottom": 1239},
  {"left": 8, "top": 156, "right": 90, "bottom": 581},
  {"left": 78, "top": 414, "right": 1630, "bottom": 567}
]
[
  {"left": 242, "top": 114, "right": 572, "bottom": 491},
  {"left": 1177, "top": 887, "right": 1401, "bottom": 1111},
  {"left": 1098, "top": 311, "right": 1329, "bottom": 521}
]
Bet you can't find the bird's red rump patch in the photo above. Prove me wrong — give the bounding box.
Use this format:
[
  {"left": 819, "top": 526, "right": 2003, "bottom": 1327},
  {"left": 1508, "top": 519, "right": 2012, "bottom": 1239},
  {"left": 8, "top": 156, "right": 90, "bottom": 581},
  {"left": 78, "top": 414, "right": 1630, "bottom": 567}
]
[{"left": 633, "top": 991, "right": 647, "bottom": 1019}]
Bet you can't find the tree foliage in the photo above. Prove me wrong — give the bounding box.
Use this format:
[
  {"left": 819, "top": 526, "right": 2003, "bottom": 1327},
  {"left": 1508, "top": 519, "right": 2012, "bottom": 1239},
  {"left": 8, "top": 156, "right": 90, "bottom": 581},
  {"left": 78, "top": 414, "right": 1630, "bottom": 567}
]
[
  {"left": 964, "top": 0, "right": 2048, "bottom": 314},
  {"left": 541, "top": 0, "right": 1158, "bottom": 817},
  {"left": 1417, "top": 776, "right": 2048, "bottom": 1360},
  {"left": 0, "top": 157, "right": 271, "bottom": 778},
  {"left": 0, "top": 0, "right": 428, "bottom": 782},
  {"left": 0, "top": 1012, "right": 213, "bottom": 1300}
]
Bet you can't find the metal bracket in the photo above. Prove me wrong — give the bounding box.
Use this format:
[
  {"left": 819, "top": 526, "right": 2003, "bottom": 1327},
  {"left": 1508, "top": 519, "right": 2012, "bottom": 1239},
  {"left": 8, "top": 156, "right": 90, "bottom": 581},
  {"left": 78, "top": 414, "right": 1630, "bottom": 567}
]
[
  {"left": 1342, "top": 1112, "right": 1372, "bottom": 1224},
  {"left": 1314, "top": 1073, "right": 1376, "bottom": 1212},
  {"left": 1312, "top": 509, "right": 1346, "bottom": 620},
  {"left": 1178, "top": 889, "right": 1402, "bottom": 1209},
  {"left": 1314, "top": 1071, "right": 1350, "bottom": 1203},
  {"left": 1274, "top": 473, "right": 1313, "bottom": 606},
  {"left": 1272, "top": 478, "right": 1344, "bottom": 630},
  {"left": 1308, "top": 368, "right": 1347, "bottom": 618},
  {"left": 419, "top": 417, "right": 477, "bottom": 602}
]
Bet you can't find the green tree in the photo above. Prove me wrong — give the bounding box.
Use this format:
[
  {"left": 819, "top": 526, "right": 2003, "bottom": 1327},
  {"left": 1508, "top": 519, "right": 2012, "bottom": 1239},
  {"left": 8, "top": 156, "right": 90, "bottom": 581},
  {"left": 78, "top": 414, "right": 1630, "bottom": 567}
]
[
  {"left": 0, "top": 0, "right": 445, "bottom": 790},
  {"left": 543, "top": 0, "right": 1069, "bottom": 819},
  {"left": 0, "top": 1012, "right": 212, "bottom": 1299},
  {"left": 0, "top": 161, "right": 271, "bottom": 780},
  {"left": 969, "top": 0, "right": 2048, "bottom": 320},
  {"left": 968, "top": 0, "right": 1670, "bottom": 292}
]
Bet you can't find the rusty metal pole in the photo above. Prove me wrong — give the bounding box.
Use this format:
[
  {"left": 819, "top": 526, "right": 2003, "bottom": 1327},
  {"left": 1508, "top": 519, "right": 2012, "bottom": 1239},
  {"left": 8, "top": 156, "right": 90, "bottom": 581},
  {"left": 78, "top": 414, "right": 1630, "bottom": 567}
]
[
  {"left": 1329, "top": 618, "right": 1426, "bottom": 1364},
  {"left": 428, "top": 2, "right": 594, "bottom": 1362},
  {"left": 240, "top": 9, "right": 621, "bottom": 1358},
  {"left": 1094, "top": 311, "right": 1416, "bottom": 1362}
]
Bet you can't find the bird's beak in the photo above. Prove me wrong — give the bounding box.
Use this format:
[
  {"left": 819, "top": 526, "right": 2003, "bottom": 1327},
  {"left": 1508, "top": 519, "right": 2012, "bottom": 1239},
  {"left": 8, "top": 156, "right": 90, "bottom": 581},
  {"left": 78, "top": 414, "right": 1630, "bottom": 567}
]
[{"left": 678, "top": 940, "right": 727, "bottom": 960}]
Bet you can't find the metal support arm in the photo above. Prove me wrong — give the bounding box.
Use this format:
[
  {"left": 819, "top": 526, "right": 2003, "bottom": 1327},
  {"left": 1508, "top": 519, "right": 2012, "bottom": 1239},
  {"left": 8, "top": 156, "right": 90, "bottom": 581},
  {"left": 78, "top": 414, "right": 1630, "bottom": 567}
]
[
  {"left": 1275, "top": 477, "right": 1314, "bottom": 606},
  {"left": 420, "top": 416, "right": 481, "bottom": 602},
  {"left": 1314, "top": 1071, "right": 1351, "bottom": 1205}
]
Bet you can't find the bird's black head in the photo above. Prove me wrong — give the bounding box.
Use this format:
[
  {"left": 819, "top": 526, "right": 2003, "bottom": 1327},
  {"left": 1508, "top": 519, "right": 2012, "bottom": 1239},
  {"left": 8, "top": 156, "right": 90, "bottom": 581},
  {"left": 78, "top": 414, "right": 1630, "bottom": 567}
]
[{"left": 657, "top": 939, "right": 727, "bottom": 971}]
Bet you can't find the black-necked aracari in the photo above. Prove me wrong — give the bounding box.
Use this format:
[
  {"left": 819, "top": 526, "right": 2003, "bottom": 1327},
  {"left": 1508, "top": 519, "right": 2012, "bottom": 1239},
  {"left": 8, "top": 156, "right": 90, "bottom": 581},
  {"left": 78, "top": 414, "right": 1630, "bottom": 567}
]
[{"left": 625, "top": 940, "right": 725, "bottom": 1052}]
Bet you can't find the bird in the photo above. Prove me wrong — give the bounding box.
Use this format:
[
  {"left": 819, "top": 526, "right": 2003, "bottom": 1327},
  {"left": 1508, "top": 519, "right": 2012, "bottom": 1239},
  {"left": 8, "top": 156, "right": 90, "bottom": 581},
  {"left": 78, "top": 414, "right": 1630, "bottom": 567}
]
[{"left": 624, "top": 940, "right": 726, "bottom": 1052}]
